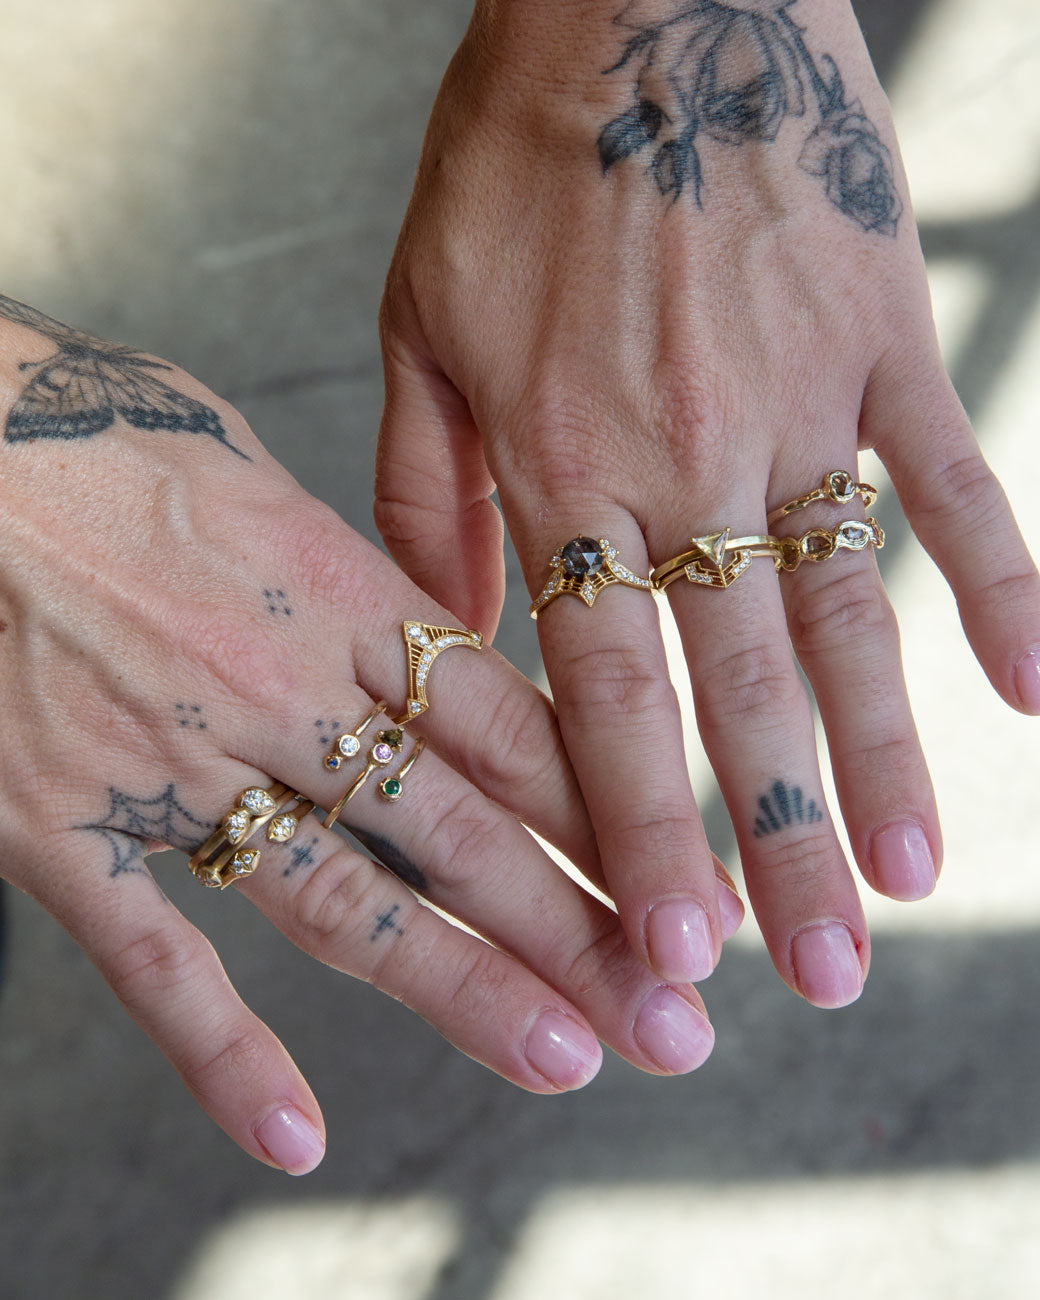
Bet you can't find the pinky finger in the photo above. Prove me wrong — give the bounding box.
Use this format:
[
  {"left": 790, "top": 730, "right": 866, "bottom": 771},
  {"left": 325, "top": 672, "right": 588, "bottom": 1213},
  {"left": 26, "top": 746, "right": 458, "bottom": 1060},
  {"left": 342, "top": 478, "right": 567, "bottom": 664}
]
[
  {"left": 33, "top": 832, "right": 327, "bottom": 1176},
  {"left": 865, "top": 363, "right": 1040, "bottom": 713}
]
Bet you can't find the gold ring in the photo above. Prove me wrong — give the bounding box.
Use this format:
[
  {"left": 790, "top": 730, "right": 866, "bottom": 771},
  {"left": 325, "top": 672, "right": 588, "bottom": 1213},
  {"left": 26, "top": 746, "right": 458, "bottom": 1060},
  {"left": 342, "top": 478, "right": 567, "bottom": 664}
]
[
  {"left": 766, "top": 469, "right": 878, "bottom": 526},
  {"left": 322, "top": 726, "right": 408, "bottom": 828},
  {"left": 324, "top": 701, "right": 388, "bottom": 772},
  {"left": 774, "top": 517, "right": 885, "bottom": 571},
  {"left": 651, "top": 529, "right": 781, "bottom": 591},
  {"left": 190, "top": 784, "right": 316, "bottom": 890},
  {"left": 395, "top": 621, "right": 483, "bottom": 724},
  {"left": 530, "top": 536, "right": 653, "bottom": 617}
]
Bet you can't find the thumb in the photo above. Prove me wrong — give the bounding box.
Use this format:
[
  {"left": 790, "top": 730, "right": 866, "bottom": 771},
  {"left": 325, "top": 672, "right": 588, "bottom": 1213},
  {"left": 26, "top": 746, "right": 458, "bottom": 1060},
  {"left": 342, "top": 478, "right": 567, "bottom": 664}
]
[{"left": 376, "top": 329, "right": 505, "bottom": 639}]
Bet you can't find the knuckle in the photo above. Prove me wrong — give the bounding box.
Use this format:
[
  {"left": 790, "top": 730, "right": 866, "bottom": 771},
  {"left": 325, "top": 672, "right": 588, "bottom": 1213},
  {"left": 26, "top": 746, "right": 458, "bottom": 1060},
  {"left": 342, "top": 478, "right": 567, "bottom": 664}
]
[
  {"left": 423, "top": 787, "right": 503, "bottom": 895},
  {"left": 510, "top": 389, "right": 612, "bottom": 495},
  {"left": 751, "top": 829, "right": 837, "bottom": 888},
  {"left": 556, "top": 642, "right": 676, "bottom": 723},
  {"left": 557, "top": 919, "right": 647, "bottom": 1001},
  {"left": 648, "top": 360, "right": 730, "bottom": 472},
  {"left": 788, "top": 569, "right": 896, "bottom": 659},
  {"left": 188, "top": 1025, "right": 271, "bottom": 1098},
  {"left": 290, "top": 849, "right": 380, "bottom": 954},
  {"left": 105, "top": 924, "right": 217, "bottom": 1012},
  {"left": 180, "top": 610, "right": 295, "bottom": 706},
  {"left": 972, "top": 566, "right": 1040, "bottom": 618},
  {"left": 372, "top": 493, "right": 429, "bottom": 552},
  {"left": 441, "top": 942, "right": 514, "bottom": 1025},
  {"left": 697, "top": 642, "right": 802, "bottom": 733},
  {"left": 835, "top": 732, "right": 919, "bottom": 785},
  {"left": 917, "top": 453, "right": 1003, "bottom": 525},
  {"left": 604, "top": 809, "right": 699, "bottom": 867},
  {"left": 464, "top": 684, "right": 563, "bottom": 803},
  {"left": 277, "top": 507, "right": 360, "bottom": 612}
]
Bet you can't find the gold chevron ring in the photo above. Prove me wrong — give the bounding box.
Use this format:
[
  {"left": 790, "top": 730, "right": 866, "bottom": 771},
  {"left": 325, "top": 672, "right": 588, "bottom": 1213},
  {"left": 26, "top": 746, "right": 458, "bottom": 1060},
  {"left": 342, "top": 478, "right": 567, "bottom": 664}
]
[
  {"left": 530, "top": 536, "right": 653, "bottom": 618},
  {"left": 650, "top": 530, "right": 781, "bottom": 591}
]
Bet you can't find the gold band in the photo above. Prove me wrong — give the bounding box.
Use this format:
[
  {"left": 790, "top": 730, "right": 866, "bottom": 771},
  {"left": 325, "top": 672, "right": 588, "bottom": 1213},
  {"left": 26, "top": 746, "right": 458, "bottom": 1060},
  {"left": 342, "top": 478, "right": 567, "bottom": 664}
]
[
  {"left": 650, "top": 530, "right": 780, "bottom": 591},
  {"left": 774, "top": 517, "right": 885, "bottom": 571},
  {"left": 394, "top": 621, "right": 483, "bottom": 724},
  {"left": 190, "top": 784, "right": 315, "bottom": 890},
  {"left": 766, "top": 469, "right": 878, "bottom": 526},
  {"left": 651, "top": 518, "right": 885, "bottom": 591},
  {"left": 530, "top": 536, "right": 653, "bottom": 618}
]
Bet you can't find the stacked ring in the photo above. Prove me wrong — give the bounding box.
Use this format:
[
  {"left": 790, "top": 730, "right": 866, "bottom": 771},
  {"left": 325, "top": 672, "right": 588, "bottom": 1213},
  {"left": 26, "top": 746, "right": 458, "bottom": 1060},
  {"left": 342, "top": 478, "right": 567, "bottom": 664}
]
[
  {"left": 650, "top": 529, "right": 780, "bottom": 591},
  {"left": 190, "top": 783, "right": 315, "bottom": 890},
  {"left": 323, "top": 734, "right": 427, "bottom": 828},
  {"left": 651, "top": 469, "right": 885, "bottom": 593}
]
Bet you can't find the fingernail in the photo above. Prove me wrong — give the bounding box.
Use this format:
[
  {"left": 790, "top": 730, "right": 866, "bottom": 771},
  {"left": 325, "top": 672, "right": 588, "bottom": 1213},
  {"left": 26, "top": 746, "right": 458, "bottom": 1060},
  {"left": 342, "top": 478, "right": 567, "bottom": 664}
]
[
  {"left": 1014, "top": 648, "right": 1040, "bottom": 713},
  {"left": 791, "top": 922, "right": 864, "bottom": 1008},
  {"left": 633, "top": 986, "right": 715, "bottom": 1073},
  {"left": 254, "top": 1105, "right": 326, "bottom": 1176},
  {"left": 869, "top": 820, "right": 936, "bottom": 900},
  {"left": 715, "top": 879, "right": 745, "bottom": 940},
  {"left": 646, "top": 899, "right": 716, "bottom": 983},
  {"left": 524, "top": 1010, "right": 602, "bottom": 1090}
]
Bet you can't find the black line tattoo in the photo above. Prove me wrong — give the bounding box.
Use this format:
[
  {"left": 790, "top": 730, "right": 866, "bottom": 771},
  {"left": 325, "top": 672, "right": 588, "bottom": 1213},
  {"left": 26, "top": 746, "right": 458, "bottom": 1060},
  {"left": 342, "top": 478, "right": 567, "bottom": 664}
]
[
  {"left": 174, "top": 703, "right": 208, "bottom": 730},
  {"left": 283, "top": 835, "right": 320, "bottom": 878},
  {"left": 78, "top": 784, "right": 215, "bottom": 876},
  {"left": 264, "top": 588, "right": 293, "bottom": 617},
  {"left": 753, "top": 779, "right": 824, "bottom": 837},
  {"left": 345, "top": 824, "right": 429, "bottom": 893},
  {"left": 598, "top": 1, "right": 901, "bottom": 234},
  {"left": 370, "top": 904, "right": 405, "bottom": 941},
  {"left": 0, "top": 293, "right": 248, "bottom": 458}
]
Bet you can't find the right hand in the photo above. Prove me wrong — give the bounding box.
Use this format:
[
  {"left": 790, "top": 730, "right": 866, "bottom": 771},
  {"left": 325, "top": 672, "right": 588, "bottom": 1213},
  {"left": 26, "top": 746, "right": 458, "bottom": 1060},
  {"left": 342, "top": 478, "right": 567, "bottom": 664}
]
[{"left": 0, "top": 295, "right": 739, "bottom": 1175}]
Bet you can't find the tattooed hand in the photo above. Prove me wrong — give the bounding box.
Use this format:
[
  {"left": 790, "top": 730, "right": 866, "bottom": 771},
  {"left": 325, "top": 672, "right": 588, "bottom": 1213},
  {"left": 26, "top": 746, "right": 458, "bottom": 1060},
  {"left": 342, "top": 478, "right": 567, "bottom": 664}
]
[
  {"left": 376, "top": 1, "right": 1040, "bottom": 1004},
  {"left": 0, "top": 296, "right": 742, "bottom": 1175}
]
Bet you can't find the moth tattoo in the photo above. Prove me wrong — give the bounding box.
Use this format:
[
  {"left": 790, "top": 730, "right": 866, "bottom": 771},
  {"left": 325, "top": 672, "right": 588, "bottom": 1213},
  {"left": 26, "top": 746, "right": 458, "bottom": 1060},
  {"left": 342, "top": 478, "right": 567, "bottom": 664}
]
[{"left": 0, "top": 293, "right": 248, "bottom": 458}]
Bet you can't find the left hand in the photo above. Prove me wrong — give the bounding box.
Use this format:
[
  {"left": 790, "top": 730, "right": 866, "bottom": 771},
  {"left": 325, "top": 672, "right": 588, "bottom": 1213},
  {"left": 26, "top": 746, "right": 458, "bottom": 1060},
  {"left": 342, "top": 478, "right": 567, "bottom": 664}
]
[{"left": 375, "top": 0, "right": 1040, "bottom": 1005}]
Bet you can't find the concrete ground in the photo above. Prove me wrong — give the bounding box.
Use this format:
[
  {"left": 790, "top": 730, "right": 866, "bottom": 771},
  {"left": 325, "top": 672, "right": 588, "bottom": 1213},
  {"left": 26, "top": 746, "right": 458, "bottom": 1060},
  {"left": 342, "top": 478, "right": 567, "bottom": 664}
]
[{"left": 1, "top": 1, "right": 1039, "bottom": 1297}]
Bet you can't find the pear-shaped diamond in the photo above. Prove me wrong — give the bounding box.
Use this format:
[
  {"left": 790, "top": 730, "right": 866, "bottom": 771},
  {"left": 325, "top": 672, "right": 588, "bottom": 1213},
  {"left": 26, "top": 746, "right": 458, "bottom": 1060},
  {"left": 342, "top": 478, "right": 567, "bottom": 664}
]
[{"left": 267, "top": 815, "right": 298, "bottom": 843}]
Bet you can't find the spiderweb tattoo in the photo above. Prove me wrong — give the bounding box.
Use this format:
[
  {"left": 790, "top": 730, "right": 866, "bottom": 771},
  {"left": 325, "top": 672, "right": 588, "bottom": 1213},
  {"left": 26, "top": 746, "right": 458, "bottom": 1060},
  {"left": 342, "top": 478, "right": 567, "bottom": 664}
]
[{"left": 78, "top": 784, "right": 215, "bottom": 878}]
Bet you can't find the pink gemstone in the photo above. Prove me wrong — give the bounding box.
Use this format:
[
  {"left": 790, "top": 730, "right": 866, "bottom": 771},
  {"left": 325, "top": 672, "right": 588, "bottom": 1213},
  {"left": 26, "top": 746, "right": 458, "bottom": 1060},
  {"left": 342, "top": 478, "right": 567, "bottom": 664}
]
[{"left": 373, "top": 743, "right": 393, "bottom": 764}]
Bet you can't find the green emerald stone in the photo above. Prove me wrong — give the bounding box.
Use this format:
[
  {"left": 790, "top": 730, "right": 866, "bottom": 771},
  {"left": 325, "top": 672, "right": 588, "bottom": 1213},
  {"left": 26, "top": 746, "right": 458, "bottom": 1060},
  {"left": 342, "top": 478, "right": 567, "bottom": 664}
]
[{"left": 381, "top": 778, "right": 403, "bottom": 800}]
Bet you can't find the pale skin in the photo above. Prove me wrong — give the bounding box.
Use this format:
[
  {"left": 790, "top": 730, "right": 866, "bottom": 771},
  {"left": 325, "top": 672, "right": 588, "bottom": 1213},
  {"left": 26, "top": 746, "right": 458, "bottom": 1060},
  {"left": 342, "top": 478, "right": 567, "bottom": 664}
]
[
  {"left": 376, "top": 0, "right": 1040, "bottom": 1002},
  {"left": 0, "top": 300, "right": 744, "bottom": 1175}
]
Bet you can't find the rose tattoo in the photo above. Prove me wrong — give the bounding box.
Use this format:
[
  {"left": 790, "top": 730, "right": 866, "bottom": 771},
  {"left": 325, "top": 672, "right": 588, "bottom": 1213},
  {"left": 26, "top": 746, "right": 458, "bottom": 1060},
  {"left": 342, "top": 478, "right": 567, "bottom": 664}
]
[{"left": 598, "top": 0, "right": 902, "bottom": 235}]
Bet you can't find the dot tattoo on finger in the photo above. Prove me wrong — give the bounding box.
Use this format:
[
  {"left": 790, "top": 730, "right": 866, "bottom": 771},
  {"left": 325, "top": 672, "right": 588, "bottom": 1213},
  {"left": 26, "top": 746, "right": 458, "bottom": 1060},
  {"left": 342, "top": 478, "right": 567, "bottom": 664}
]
[
  {"left": 264, "top": 588, "right": 293, "bottom": 617},
  {"left": 175, "top": 703, "right": 208, "bottom": 730}
]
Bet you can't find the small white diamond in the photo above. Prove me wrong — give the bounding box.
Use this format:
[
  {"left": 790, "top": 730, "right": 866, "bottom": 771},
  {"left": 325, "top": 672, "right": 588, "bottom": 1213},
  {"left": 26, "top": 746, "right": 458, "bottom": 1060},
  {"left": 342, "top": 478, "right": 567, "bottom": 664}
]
[
  {"left": 409, "top": 701, "right": 422, "bottom": 713},
  {"left": 337, "top": 734, "right": 361, "bottom": 758},
  {"left": 407, "top": 625, "right": 422, "bottom": 639}
]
